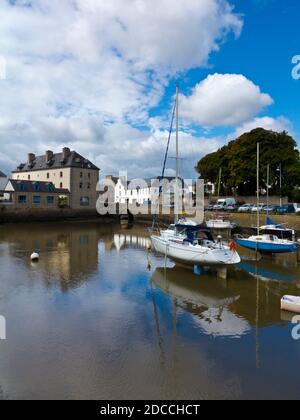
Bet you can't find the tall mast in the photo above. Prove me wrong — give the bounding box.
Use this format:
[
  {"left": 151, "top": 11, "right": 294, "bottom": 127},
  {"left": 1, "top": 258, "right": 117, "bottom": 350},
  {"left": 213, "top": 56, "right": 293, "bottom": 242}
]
[
  {"left": 175, "top": 85, "right": 179, "bottom": 224},
  {"left": 257, "top": 143, "right": 260, "bottom": 236},
  {"left": 266, "top": 164, "right": 270, "bottom": 217}
]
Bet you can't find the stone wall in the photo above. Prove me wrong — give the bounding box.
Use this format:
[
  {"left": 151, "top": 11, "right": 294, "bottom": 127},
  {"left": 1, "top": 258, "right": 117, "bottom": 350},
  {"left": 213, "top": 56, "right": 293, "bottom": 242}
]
[{"left": 0, "top": 204, "right": 112, "bottom": 223}]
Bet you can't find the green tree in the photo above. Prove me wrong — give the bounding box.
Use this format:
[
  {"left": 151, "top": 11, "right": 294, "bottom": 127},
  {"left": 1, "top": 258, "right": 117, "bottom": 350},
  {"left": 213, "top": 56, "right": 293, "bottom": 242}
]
[{"left": 196, "top": 128, "right": 300, "bottom": 199}]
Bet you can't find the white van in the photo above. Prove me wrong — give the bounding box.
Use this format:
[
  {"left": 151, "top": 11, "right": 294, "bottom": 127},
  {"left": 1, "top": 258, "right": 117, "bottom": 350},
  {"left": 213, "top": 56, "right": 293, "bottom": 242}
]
[{"left": 213, "top": 198, "right": 237, "bottom": 211}]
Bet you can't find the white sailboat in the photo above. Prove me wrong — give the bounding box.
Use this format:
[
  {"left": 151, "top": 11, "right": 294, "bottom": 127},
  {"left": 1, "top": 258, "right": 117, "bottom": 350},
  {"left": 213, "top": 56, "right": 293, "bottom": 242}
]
[{"left": 150, "top": 86, "right": 241, "bottom": 267}]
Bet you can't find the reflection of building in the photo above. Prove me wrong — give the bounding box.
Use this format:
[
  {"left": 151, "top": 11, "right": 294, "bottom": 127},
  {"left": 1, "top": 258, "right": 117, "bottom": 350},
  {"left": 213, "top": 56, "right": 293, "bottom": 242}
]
[
  {"left": 113, "top": 233, "right": 151, "bottom": 252},
  {"left": 12, "top": 148, "right": 99, "bottom": 209},
  {"left": 5, "top": 223, "right": 99, "bottom": 290}
]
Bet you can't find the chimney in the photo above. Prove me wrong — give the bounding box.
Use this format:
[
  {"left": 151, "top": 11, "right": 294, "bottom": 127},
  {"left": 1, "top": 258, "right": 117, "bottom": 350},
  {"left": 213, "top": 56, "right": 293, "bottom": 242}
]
[
  {"left": 46, "top": 150, "right": 53, "bottom": 162},
  {"left": 62, "top": 147, "right": 71, "bottom": 160},
  {"left": 27, "top": 153, "right": 35, "bottom": 164}
]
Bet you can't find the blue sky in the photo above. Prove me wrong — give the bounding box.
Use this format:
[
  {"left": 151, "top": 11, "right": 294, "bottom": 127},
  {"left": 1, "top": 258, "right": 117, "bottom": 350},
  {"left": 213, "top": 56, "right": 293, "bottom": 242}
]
[{"left": 0, "top": 0, "right": 299, "bottom": 178}]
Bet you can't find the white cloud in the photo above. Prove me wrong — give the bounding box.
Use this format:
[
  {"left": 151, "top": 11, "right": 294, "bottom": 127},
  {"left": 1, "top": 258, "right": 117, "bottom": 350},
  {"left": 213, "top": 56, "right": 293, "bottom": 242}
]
[
  {"left": 180, "top": 73, "right": 273, "bottom": 126},
  {"left": 232, "top": 116, "right": 293, "bottom": 138},
  {"left": 0, "top": 0, "right": 242, "bottom": 176}
]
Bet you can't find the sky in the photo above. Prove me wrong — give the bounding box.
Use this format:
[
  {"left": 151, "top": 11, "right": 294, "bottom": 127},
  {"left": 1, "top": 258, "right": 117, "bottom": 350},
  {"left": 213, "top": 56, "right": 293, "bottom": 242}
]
[{"left": 0, "top": 0, "right": 299, "bottom": 179}]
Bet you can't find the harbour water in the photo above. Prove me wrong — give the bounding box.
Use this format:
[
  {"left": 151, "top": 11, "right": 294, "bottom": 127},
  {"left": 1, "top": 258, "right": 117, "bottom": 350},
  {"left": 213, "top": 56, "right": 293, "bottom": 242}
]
[{"left": 0, "top": 221, "right": 299, "bottom": 400}]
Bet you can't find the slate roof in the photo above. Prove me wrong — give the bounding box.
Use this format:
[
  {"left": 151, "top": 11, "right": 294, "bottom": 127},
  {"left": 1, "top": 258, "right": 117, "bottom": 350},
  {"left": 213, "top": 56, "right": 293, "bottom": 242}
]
[
  {"left": 12, "top": 150, "right": 99, "bottom": 173},
  {"left": 7, "top": 180, "right": 70, "bottom": 194},
  {"left": 0, "top": 170, "right": 6, "bottom": 178}
]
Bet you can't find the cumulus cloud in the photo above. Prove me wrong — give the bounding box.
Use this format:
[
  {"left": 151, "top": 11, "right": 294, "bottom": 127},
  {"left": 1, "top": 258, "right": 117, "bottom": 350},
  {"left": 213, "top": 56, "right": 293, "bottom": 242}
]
[
  {"left": 180, "top": 73, "right": 273, "bottom": 126},
  {"left": 0, "top": 0, "right": 242, "bottom": 176},
  {"left": 232, "top": 116, "right": 293, "bottom": 138}
]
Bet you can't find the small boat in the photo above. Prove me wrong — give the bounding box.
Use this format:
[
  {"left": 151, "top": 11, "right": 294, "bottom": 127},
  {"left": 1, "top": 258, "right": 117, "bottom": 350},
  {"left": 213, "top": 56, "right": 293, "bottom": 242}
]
[
  {"left": 206, "top": 216, "right": 236, "bottom": 230},
  {"left": 236, "top": 234, "right": 297, "bottom": 254},
  {"left": 281, "top": 295, "right": 300, "bottom": 314}
]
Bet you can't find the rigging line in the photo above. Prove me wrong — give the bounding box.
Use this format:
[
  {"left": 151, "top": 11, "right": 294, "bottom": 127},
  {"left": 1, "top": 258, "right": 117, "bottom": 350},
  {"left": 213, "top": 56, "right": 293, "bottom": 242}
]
[{"left": 152, "top": 97, "right": 177, "bottom": 230}]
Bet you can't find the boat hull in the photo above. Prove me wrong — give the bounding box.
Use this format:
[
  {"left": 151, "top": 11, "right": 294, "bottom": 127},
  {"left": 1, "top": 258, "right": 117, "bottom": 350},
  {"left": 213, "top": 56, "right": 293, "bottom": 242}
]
[
  {"left": 151, "top": 236, "right": 241, "bottom": 266},
  {"left": 236, "top": 238, "right": 297, "bottom": 254},
  {"left": 206, "top": 221, "right": 236, "bottom": 229},
  {"left": 281, "top": 296, "right": 300, "bottom": 314}
]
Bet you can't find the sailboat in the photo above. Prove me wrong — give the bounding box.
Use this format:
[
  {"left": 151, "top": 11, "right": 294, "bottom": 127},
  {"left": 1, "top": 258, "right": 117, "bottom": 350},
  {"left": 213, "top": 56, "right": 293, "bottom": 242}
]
[
  {"left": 150, "top": 86, "right": 241, "bottom": 266},
  {"left": 236, "top": 144, "right": 297, "bottom": 254}
]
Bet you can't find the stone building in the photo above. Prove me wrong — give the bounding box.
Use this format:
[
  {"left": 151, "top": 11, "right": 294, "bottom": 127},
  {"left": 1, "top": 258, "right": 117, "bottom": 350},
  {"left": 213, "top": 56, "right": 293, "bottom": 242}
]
[
  {"left": 12, "top": 148, "right": 99, "bottom": 209},
  {"left": 4, "top": 180, "right": 70, "bottom": 209}
]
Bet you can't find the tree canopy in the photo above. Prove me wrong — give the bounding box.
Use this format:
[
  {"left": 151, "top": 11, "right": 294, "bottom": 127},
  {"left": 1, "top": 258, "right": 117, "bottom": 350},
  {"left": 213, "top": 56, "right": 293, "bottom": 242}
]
[{"left": 196, "top": 128, "right": 300, "bottom": 199}]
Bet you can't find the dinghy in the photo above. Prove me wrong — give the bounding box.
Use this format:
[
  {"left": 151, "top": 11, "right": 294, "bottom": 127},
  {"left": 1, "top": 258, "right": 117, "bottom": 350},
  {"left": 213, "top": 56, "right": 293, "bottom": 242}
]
[
  {"left": 206, "top": 216, "right": 237, "bottom": 230},
  {"left": 281, "top": 295, "right": 300, "bottom": 314}
]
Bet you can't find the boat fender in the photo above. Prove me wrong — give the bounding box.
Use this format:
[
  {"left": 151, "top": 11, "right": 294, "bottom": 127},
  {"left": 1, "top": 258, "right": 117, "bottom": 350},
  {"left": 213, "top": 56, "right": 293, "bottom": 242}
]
[{"left": 229, "top": 241, "right": 237, "bottom": 251}]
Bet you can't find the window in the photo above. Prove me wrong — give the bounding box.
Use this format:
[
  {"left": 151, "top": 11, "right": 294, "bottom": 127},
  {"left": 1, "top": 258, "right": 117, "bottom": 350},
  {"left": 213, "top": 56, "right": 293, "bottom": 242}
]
[
  {"left": 47, "top": 183, "right": 55, "bottom": 192},
  {"left": 28, "top": 175, "right": 30, "bottom": 180},
  {"left": 88, "top": 173, "right": 91, "bottom": 179},
  {"left": 60, "top": 171, "right": 63, "bottom": 178},
  {"left": 60, "top": 182, "right": 63, "bottom": 188},
  {"left": 47, "top": 196, "right": 54, "bottom": 205},
  {"left": 79, "top": 182, "right": 83, "bottom": 189},
  {"left": 80, "top": 172, "right": 83, "bottom": 178},
  {"left": 34, "top": 183, "right": 40, "bottom": 192},
  {"left": 20, "top": 182, "right": 25, "bottom": 192},
  {"left": 18, "top": 195, "right": 27, "bottom": 204},
  {"left": 80, "top": 196, "right": 90, "bottom": 206},
  {"left": 87, "top": 182, "right": 91, "bottom": 189},
  {"left": 47, "top": 173, "right": 50, "bottom": 179},
  {"left": 33, "top": 196, "right": 41, "bottom": 204}
]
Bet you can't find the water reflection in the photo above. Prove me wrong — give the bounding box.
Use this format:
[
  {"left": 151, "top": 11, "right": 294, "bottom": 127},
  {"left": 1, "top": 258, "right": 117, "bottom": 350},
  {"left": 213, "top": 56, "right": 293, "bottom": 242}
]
[
  {"left": 151, "top": 267, "right": 248, "bottom": 338},
  {"left": 0, "top": 222, "right": 300, "bottom": 399}
]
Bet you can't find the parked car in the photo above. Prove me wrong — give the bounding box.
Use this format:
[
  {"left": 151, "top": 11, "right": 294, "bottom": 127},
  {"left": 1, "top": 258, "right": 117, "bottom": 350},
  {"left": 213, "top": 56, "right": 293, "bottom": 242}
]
[
  {"left": 223, "top": 204, "right": 237, "bottom": 212},
  {"left": 276, "top": 204, "right": 296, "bottom": 214},
  {"left": 262, "top": 205, "right": 280, "bottom": 213},
  {"left": 251, "top": 203, "right": 265, "bottom": 212},
  {"left": 238, "top": 204, "right": 254, "bottom": 212},
  {"left": 205, "top": 203, "right": 215, "bottom": 211},
  {"left": 213, "top": 198, "right": 237, "bottom": 211}
]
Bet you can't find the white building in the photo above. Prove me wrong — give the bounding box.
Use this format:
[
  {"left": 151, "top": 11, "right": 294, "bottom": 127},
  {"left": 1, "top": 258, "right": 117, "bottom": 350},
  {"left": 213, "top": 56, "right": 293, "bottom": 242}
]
[{"left": 106, "top": 176, "right": 191, "bottom": 205}]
